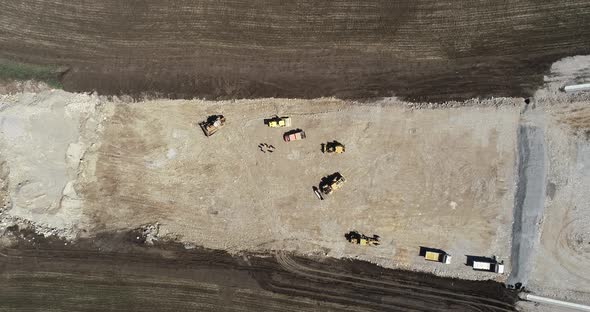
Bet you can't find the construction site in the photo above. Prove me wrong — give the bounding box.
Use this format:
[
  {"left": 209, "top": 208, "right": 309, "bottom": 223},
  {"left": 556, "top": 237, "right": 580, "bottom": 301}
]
[
  {"left": 0, "top": 93, "right": 517, "bottom": 274},
  {"left": 1, "top": 0, "right": 590, "bottom": 311}
]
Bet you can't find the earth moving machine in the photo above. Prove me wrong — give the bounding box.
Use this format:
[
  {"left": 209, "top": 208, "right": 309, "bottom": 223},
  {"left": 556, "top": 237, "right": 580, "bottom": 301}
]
[
  {"left": 322, "top": 141, "right": 345, "bottom": 154},
  {"left": 320, "top": 172, "right": 345, "bottom": 195},
  {"left": 199, "top": 115, "right": 225, "bottom": 137},
  {"left": 424, "top": 251, "right": 452, "bottom": 264},
  {"left": 472, "top": 260, "right": 505, "bottom": 273},
  {"left": 284, "top": 129, "right": 306, "bottom": 142},
  {"left": 265, "top": 116, "right": 291, "bottom": 128},
  {"left": 345, "top": 231, "right": 380, "bottom": 246}
]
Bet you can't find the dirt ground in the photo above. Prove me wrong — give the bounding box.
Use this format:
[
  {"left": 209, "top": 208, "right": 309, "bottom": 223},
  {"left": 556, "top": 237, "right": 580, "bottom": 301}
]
[
  {"left": 0, "top": 91, "right": 519, "bottom": 281},
  {"left": 1, "top": 0, "right": 590, "bottom": 101},
  {"left": 0, "top": 231, "right": 517, "bottom": 312},
  {"left": 525, "top": 104, "right": 590, "bottom": 305},
  {"left": 517, "top": 301, "right": 583, "bottom": 312},
  {"left": 2, "top": 89, "right": 590, "bottom": 306},
  {"left": 71, "top": 97, "right": 517, "bottom": 281}
]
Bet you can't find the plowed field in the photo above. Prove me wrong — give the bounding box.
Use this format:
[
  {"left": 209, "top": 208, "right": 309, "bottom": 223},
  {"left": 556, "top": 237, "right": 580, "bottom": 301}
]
[{"left": 1, "top": 0, "right": 590, "bottom": 100}]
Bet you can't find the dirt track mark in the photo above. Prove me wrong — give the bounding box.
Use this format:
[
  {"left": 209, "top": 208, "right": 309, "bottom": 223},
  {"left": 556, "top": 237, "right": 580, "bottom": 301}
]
[
  {"left": 276, "top": 252, "right": 516, "bottom": 312},
  {"left": 0, "top": 238, "right": 517, "bottom": 312},
  {"left": 1, "top": 0, "right": 590, "bottom": 100}
]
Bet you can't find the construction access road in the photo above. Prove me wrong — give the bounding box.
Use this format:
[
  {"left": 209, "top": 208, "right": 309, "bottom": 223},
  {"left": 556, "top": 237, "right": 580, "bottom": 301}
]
[{"left": 1, "top": 0, "right": 590, "bottom": 101}]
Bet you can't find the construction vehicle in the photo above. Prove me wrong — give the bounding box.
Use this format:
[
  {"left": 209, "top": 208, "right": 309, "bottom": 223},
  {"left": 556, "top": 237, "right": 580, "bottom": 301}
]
[
  {"left": 320, "top": 172, "right": 345, "bottom": 195},
  {"left": 345, "top": 231, "right": 380, "bottom": 246},
  {"left": 199, "top": 115, "right": 226, "bottom": 137},
  {"left": 283, "top": 129, "right": 306, "bottom": 142},
  {"left": 473, "top": 260, "right": 505, "bottom": 273},
  {"left": 424, "top": 250, "right": 452, "bottom": 264},
  {"left": 322, "top": 141, "right": 345, "bottom": 154},
  {"left": 265, "top": 116, "right": 292, "bottom": 128}
]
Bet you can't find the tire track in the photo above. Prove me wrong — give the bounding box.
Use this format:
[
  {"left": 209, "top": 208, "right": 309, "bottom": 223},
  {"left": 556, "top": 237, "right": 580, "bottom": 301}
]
[
  {"left": 1, "top": 233, "right": 517, "bottom": 312},
  {"left": 275, "top": 251, "right": 515, "bottom": 312},
  {"left": 1, "top": 0, "right": 590, "bottom": 100}
]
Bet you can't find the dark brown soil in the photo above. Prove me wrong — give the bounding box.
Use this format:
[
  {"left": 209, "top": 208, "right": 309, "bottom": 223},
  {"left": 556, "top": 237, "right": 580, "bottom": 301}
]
[
  {"left": 1, "top": 0, "right": 590, "bottom": 101},
  {"left": 0, "top": 229, "right": 517, "bottom": 311}
]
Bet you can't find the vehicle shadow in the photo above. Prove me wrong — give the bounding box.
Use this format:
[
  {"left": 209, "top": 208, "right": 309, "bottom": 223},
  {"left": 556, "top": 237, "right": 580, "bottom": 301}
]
[{"left": 465, "top": 255, "right": 497, "bottom": 267}]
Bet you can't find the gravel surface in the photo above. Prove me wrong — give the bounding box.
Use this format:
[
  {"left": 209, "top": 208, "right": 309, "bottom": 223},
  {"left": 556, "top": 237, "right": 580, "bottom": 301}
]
[{"left": 507, "top": 122, "right": 546, "bottom": 288}]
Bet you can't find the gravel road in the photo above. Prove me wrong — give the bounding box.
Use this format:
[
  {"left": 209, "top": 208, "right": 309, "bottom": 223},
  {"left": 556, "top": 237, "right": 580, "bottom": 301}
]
[{"left": 508, "top": 124, "right": 546, "bottom": 288}]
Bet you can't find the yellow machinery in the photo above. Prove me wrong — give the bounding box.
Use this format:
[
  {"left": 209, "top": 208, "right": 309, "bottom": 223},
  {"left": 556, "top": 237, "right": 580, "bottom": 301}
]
[
  {"left": 425, "top": 251, "right": 452, "bottom": 264},
  {"left": 199, "top": 115, "right": 226, "bottom": 137},
  {"left": 265, "top": 116, "right": 291, "bottom": 128},
  {"left": 345, "top": 231, "right": 380, "bottom": 246},
  {"left": 323, "top": 141, "right": 345, "bottom": 154},
  {"left": 320, "top": 172, "right": 345, "bottom": 195}
]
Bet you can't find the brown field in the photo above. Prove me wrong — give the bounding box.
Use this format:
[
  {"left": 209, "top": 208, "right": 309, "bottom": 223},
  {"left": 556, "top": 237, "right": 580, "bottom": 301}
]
[{"left": 1, "top": 0, "right": 590, "bottom": 100}]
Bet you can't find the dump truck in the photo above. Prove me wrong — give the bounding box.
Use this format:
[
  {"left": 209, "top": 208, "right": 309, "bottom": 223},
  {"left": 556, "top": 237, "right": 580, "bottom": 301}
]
[
  {"left": 424, "top": 251, "right": 452, "bottom": 264},
  {"left": 320, "top": 172, "right": 345, "bottom": 195},
  {"left": 323, "top": 141, "right": 345, "bottom": 154},
  {"left": 265, "top": 116, "right": 292, "bottom": 128},
  {"left": 199, "top": 115, "right": 226, "bottom": 137},
  {"left": 346, "top": 231, "right": 380, "bottom": 246},
  {"left": 473, "top": 260, "right": 505, "bottom": 273},
  {"left": 283, "top": 129, "right": 306, "bottom": 142}
]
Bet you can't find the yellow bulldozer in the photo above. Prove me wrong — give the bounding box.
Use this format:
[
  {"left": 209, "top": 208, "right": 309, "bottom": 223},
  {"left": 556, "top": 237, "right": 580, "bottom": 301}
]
[
  {"left": 345, "top": 231, "right": 380, "bottom": 246},
  {"left": 199, "top": 115, "right": 226, "bottom": 137},
  {"left": 320, "top": 172, "right": 346, "bottom": 195},
  {"left": 322, "top": 141, "right": 345, "bottom": 154}
]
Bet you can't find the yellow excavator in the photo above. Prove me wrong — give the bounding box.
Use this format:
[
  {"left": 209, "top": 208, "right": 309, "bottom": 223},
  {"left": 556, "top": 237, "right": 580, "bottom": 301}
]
[{"left": 345, "top": 231, "right": 380, "bottom": 246}]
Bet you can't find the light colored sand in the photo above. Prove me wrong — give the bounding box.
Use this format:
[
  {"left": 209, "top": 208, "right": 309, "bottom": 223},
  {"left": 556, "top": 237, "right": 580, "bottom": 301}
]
[
  {"left": 526, "top": 104, "right": 590, "bottom": 304},
  {"left": 71, "top": 98, "right": 517, "bottom": 281},
  {"left": 0, "top": 91, "right": 103, "bottom": 237}
]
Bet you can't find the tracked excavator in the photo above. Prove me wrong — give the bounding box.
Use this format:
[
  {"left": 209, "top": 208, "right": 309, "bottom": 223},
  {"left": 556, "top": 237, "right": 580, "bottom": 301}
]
[{"left": 345, "top": 231, "right": 380, "bottom": 246}]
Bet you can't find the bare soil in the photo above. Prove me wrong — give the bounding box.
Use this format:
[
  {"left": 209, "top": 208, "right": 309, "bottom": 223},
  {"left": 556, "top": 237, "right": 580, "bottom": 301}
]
[
  {"left": 78, "top": 98, "right": 517, "bottom": 279},
  {"left": 1, "top": 0, "right": 590, "bottom": 101},
  {"left": 526, "top": 104, "right": 590, "bottom": 304},
  {"left": 0, "top": 230, "right": 517, "bottom": 312}
]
